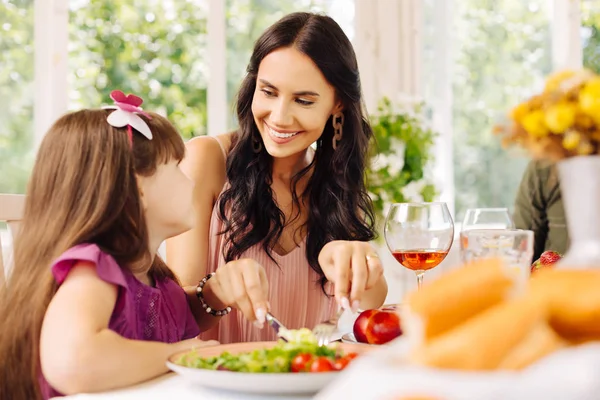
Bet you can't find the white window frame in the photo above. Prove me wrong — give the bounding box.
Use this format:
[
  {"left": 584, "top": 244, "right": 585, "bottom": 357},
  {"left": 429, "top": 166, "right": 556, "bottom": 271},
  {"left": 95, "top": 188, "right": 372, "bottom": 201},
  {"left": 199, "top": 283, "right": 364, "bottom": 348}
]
[
  {"left": 552, "top": 0, "right": 583, "bottom": 70},
  {"left": 207, "top": 0, "right": 227, "bottom": 136},
  {"left": 33, "top": 0, "right": 69, "bottom": 148},
  {"left": 426, "top": 0, "right": 455, "bottom": 216}
]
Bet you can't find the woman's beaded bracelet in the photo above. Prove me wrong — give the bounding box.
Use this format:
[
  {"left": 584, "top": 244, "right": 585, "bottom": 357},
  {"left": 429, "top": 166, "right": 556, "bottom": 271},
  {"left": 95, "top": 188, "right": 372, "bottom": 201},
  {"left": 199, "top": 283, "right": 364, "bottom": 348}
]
[{"left": 195, "top": 272, "right": 232, "bottom": 317}]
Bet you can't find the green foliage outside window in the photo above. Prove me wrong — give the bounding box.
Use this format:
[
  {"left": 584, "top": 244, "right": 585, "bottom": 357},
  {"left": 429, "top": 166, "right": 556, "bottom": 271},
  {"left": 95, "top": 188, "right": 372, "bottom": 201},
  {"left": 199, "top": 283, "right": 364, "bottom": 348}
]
[{"left": 367, "top": 97, "right": 438, "bottom": 231}]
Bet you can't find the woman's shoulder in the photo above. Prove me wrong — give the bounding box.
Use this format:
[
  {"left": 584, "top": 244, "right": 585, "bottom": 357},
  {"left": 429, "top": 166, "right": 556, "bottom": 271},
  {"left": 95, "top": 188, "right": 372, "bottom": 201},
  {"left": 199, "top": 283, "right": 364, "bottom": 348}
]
[
  {"left": 186, "top": 132, "right": 236, "bottom": 160},
  {"left": 216, "top": 131, "right": 236, "bottom": 154},
  {"left": 529, "top": 158, "right": 555, "bottom": 171},
  {"left": 182, "top": 132, "right": 237, "bottom": 194},
  {"left": 530, "top": 158, "right": 558, "bottom": 180}
]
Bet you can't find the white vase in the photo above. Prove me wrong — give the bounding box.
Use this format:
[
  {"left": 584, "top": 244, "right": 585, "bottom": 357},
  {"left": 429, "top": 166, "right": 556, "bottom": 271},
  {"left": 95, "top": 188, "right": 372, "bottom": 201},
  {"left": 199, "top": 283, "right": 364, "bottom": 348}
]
[{"left": 556, "top": 155, "right": 600, "bottom": 268}]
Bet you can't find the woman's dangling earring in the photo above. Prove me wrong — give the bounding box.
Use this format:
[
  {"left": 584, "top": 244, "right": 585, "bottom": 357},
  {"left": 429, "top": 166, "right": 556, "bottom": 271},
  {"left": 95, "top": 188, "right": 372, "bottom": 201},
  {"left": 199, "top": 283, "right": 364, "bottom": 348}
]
[
  {"left": 252, "top": 134, "right": 263, "bottom": 153},
  {"left": 332, "top": 112, "right": 344, "bottom": 150}
]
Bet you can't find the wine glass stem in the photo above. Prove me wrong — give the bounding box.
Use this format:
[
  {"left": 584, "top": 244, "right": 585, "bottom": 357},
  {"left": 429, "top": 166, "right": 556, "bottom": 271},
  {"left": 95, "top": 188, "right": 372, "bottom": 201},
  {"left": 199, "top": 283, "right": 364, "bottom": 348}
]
[{"left": 416, "top": 270, "right": 425, "bottom": 290}]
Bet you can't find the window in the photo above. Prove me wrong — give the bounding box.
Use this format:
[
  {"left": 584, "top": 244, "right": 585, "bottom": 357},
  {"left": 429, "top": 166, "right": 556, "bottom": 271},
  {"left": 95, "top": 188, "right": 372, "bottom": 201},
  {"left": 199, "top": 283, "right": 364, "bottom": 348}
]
[
  {"left": 449, "top": 0, "right": 552, "bottom": 222},
  {"left": 69, "top": 0, "right": 209, "bottom": 138},
  {"left": 225, "top": 0, "right": 355, "bottom": 129},
  {"left": 582, "top": 0, "right": 600, "bottom": 73},
  {"left": 0, "top": 0, "right": 33, "bottom": 264},
  {"left": 0, "top": 0, "right": 34, "bottom": 195}
]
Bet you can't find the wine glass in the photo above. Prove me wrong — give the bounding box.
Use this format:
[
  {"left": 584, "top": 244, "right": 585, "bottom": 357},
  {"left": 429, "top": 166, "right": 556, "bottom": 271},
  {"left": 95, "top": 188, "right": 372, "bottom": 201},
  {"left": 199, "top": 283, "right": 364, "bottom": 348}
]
[
  {"left": 460, "top": 208, "right": 514, "bottom": 262},
  {"left": 384, "top": 202, "right": 454, "bottom": 290}
]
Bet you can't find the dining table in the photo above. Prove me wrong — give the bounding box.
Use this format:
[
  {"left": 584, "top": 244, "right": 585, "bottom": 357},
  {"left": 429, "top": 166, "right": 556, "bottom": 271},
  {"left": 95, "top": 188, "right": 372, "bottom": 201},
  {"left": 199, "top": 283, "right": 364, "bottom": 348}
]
[
  {"left": 58, "top": 372, "right": 314, "bottom": 400},
  {"left": 56, "top": 324, "right": 600, "bottom": 400},
  {"left": 60, "top": 341, "right": 600, "bottom": 400},
  {"left": 58, "top": 315, "right": 359, "bottom": 400}
]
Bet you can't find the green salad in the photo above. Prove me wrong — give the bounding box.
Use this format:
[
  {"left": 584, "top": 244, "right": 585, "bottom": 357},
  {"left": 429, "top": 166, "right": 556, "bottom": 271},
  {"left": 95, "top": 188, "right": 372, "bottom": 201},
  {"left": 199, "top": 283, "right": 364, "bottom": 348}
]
[{"left": 176, "top": 328, "right": 351, "bottom": 373}]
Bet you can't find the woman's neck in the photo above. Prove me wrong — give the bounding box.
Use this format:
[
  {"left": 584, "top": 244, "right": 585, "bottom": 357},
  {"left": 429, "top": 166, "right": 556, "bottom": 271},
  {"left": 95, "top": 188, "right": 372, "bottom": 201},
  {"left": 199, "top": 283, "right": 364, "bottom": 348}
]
[{"left": 271, "top": 147, "right": 313, "bottom": 184}]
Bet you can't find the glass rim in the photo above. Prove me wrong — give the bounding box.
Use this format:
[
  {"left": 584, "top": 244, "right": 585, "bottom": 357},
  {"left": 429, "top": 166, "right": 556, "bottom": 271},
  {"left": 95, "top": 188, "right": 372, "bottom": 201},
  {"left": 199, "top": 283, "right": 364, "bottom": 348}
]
[
  {"left": 464, "top": 207, "right": 510, "bottom": 212},
  {"left": 463, "top": 228, "right": 533, "bottom": 237},
  {"left": 388, "top": 201, "right": 449, "bottom": 207}
]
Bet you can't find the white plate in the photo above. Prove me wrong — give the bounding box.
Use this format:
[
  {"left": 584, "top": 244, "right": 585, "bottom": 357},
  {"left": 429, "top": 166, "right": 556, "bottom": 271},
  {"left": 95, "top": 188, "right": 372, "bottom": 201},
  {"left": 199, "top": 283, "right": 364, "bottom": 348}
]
[
  {"left": 340, "top": 332, "right": 359, "bottom": 344},
  {"left": 167, "top": 341, "right": 371, "bottom": 395},
  {"left": 341, "top": 332, "right": 379, "bottom": 346}
]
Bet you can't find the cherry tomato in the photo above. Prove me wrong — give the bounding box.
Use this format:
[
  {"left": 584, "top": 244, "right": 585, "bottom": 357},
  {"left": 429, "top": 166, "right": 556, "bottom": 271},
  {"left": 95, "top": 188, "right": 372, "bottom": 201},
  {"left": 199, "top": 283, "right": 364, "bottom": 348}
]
[
  {"left": 290, "top": 353, "right": 313, "bottom": 372},
  {"left": 333, "top": 353, "right": 359, "bottom": 370},
  {"left": 333, "top": 357, "right": 350, "bottom": 370},
  {"left": 310, "top": 356, "right": 335, "bottom": 372}
]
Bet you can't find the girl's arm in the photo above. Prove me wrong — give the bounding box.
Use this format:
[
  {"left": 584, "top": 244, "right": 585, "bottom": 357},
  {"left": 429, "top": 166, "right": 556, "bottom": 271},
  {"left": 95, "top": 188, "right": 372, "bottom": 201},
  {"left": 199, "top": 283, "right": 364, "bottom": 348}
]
[{"left": 40, "top": 262, "right": 215, "bottom": 395}]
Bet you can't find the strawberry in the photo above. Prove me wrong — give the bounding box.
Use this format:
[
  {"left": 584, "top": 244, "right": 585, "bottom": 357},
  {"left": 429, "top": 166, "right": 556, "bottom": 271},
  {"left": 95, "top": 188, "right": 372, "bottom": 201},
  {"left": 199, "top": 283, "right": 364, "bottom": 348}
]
[
  {"left": 531, "top": 250, "right": 562, "bottom": 274},
  {"left": 539, "top": 250, "right": 563, "bottom": 265},
  {"left": 530, "top": 259, "right": 543, "bottom": 273}
]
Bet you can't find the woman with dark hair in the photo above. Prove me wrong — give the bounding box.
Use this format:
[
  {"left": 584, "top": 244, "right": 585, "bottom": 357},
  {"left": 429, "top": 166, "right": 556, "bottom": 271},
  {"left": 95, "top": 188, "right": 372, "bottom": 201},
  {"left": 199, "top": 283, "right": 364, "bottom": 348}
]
[{"left": 167, "top": 12, "right": 388, "bottom": 343}]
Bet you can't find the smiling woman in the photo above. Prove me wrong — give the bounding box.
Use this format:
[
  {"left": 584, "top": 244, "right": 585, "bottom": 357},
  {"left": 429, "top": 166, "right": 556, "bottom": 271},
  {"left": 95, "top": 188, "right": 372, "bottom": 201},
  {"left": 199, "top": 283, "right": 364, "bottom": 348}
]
[{"left": 166, "top": 12, "right": 388, "bottom": 345}]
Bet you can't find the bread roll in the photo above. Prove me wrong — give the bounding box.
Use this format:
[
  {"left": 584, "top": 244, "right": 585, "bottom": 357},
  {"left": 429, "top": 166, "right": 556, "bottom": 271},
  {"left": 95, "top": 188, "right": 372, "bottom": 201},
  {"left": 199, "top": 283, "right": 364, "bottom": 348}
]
[
  {"left": 393, "top": 397, "right": 442, "bottom": 400},
  {"left": 410, "top": 296, "right": 546, "bottom": 370},
  {"left": 498, "top": 320, "right": 566, "bottom": 370},
  {"left": 529, "top": 269, "right": 600, "bottom": 341},
  {"left": 402, "top": 258, "right": 525, "bottom": 345}
]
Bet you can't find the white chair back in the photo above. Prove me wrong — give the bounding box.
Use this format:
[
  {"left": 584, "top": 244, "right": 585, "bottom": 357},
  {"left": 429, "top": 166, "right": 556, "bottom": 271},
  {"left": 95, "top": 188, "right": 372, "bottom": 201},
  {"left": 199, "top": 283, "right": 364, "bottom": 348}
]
[{"left": 0, "top": 194, "right": 25, "bottom": 287}]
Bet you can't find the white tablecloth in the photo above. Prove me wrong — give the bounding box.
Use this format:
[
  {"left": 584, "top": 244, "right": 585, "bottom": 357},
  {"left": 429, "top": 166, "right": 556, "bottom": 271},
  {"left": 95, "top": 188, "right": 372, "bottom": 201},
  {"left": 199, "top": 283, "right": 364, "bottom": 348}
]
[
  {"left": 315, "top": 341, "right": 600, "bottom": 400},
  {"left": 59, "top": 373, "right": 313, "bottom": 400}
]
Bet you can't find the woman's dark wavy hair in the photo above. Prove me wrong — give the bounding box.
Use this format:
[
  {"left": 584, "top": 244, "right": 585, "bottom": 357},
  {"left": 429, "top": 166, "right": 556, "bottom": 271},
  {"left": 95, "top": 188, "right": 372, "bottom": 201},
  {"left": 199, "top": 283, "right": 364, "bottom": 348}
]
[{"left": 218, "top": 12, "right": 376, "bottom": 292}]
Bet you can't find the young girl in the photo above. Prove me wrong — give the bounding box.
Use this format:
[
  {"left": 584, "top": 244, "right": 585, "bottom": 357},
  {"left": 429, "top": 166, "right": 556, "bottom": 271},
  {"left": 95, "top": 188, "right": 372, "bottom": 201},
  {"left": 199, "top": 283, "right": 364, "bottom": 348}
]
[{"left": 0, "top": 91, "right": 217, "bottom": 399}]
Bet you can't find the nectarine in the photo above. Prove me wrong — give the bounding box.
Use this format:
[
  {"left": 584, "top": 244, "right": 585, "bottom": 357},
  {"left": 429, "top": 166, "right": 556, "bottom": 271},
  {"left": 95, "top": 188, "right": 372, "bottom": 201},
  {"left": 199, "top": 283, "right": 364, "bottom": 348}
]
[{"left": 353, "top": 309, "right": 402, "bottom": 345}]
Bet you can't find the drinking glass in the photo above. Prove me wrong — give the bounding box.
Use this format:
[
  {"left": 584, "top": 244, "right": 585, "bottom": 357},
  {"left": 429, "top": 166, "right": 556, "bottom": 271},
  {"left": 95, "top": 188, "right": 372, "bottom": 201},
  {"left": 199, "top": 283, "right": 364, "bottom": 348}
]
[
  {"left": 462, "top": 229, "right": 534, "bottom": 279},
  {"left": 460, "top": 208, "right": 514, "bottom": 261}
]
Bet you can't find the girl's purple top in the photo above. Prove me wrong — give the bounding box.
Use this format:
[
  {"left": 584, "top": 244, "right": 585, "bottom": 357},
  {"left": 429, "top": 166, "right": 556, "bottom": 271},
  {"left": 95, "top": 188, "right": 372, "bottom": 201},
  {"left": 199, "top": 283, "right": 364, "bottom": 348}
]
[{"left": 40, "top": 243, "right": 200, "bottom": 399}]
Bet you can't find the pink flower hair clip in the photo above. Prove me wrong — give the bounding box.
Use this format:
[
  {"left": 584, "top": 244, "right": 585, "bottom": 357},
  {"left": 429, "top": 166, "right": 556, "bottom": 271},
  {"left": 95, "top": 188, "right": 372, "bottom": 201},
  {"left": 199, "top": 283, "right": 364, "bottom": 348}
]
[{"left": 102, "top": 90, "right": 153, "bottom": 145}]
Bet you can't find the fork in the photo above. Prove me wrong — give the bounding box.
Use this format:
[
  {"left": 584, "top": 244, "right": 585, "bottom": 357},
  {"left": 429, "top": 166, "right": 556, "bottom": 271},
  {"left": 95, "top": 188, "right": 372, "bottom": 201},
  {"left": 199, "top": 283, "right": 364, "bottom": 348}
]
[{"left": 313, "top": 307, "right": 345, "bottom": 347}]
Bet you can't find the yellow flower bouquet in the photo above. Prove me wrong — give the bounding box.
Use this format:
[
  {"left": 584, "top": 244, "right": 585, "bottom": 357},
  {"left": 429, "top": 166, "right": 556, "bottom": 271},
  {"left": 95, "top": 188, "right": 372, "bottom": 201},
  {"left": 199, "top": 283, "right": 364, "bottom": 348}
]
[{"left": 498, "top": 69, "right": 600, "bottom": 160}]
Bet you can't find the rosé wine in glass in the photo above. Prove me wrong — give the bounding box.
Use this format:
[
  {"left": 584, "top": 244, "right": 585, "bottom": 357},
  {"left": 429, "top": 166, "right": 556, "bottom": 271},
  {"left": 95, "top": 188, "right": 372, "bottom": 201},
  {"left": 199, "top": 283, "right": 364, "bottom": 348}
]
[{"left": 384, "top": 203, "right": 454, "bottom": 290}]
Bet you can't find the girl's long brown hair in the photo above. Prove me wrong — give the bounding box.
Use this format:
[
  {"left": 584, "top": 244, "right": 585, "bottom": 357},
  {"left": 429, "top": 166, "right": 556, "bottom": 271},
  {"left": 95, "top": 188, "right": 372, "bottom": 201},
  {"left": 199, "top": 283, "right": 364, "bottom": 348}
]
[{"left": 0, "top": 109, "right": 185, "bottom": 399}]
